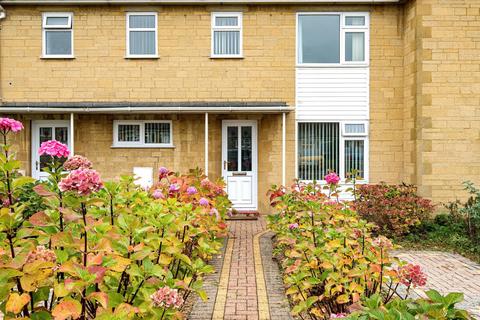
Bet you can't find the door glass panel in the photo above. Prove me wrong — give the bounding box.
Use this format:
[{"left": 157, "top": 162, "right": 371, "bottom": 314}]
[
  {"left": 39, "top": 127, "right": 53, "bottom": 171},
  {"left": 241, "top": 126, "right": 252, "bottom": 171},
  {"left": 227, "top": 126, "right": 238, "bottom": 171},
  {"left": 54, "top": 127, "right": 69, "bottom": 164}
]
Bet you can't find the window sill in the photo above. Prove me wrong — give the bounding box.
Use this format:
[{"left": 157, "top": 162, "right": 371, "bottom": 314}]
[
  {"left": 296, "top": 63, "right": 369, "bottom": 68},
  {"left": 111, "top": 145, "right": 175, "bottom": 149},
  {"left": 125, "top": 55, "right": 159, "bottom": 59},
  {"left": 210, "top": 55, "right": 244, "bottom": 59},
  {"left": 40, "top": 55, "right": 75, "bottom": 59}
]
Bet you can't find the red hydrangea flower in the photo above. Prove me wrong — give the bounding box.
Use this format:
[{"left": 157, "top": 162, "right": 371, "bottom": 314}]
[
  {"left": 0, "top": 117, "right": 24, "bottom": 133},
  {"left": 63, "top": 155, "right": 92, "bottom": 170},
  {"left": 324, "top": 172, "right": 340, "bottom": 185},
  {"left": 150, "top": 287, "right": 184, "bottom": 309},
  {"left": 59, "top": 168, "right": 103, "bottom": 196},
  {"left": 39, "top": 140, "right": 70, "bottom": 158},
  {"left": 398, "top": 264, "right": 427, "bottom": 287}
]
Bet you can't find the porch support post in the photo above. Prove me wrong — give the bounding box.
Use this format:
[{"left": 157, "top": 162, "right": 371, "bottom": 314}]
[
  {"left": 204, "top": 112, "right": 209, "bottom": 177},
  {"left": 282, "top": 112, "right": 286, "bottom": 186},
  {"left": 69, "top": 113, "right": 74, "bottom": 157}
]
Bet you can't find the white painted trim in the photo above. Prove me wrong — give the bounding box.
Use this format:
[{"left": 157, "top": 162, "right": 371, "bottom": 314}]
[
  {"left": 204, "top": 113, "right": 209, "bottom": 176},
  {"left": 31, "top": 120, "right": 71, "bottom": 179},
  {"left": 42, "top": 12, "right": 74, "bottom": 58},
  {"left": 126, "top": 12, "right": 158, "bottom": 58},
  {"left": 3, "top": 0, "right": 401, "bottom": 4},
  {"left": 282, "top": 112, "right": 286, "bottom": 186},
  {"left": 296, "top": 12, "right": 369, "bottom": 67},
  {"left": 112, "top": 120, "right": 173, "bottom": 148},
  {"left": 3, "top": 106, "right": 294, "bottom": 113},
  {"left": 211, "top": 12, "right": 243, "bottom": 58},
  {"left": 69, "top": 113, "right": 74, "bottom": 156},
  {"left": 221, "top": 120, "right": 258, "bottom": 211}
]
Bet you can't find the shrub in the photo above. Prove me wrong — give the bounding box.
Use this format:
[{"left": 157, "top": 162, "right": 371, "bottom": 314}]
[
  {"left": 354, "top": 183, "right": 434, "bottom": 237},
  {"left": 346, "top": 290, "right": 471, "bottom": 320},
  {"left": 267, "top": 180, "right": 425, "bottom": 319},
  {"left": 0, "top": 118, "right": 229, "bottom": 319}
]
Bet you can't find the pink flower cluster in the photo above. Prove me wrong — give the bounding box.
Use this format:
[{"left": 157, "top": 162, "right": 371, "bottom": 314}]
[
  {"left": 25, "top": 245, "right": 56, "bottom": 264},
  {"left": 288, "top": 223, "right": 299, "bottom": 230},
  {"left": 398, "top": 264, "right": 427, "bottom": 288},
  {"left": 159, "top": 167, "right": 170, "bottom": 179},
  {"left": 0, "top": 117, "right": 24, "bottom": 133},
  {"left": 38, "top": 140, "right": 70, "bottom": 158},
  {"left": 187, "top": 186, "right": 198, "bottom": 195},
  {"left": 150, "top": 286, "right": 184, "bottom": 309},
  {"left": 152, "top": 189, "right": 165, "bottom": 200},
  {"left": 63, "top": 155, "right": 92, "bottom": 170},
  {"left": 324, "top": 172, "right": 340, "bottom": 185},
  {"left": 59, "top": 168, "right": 104, "bottom": 196},
  {"left": 330, "top": 313, "right": 348, "bottom": 319}
]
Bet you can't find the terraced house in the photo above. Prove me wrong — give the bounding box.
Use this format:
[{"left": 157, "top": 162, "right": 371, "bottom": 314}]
[{"left": 0, "top": 0, "right": 479, "bottom": 213}]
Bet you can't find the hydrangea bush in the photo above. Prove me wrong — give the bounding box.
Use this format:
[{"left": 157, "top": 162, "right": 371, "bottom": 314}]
[
  {"left": 267, "top": 174, "right": 471, "bottom": 319},
  {"left": 0, "top": 118, "right": 229, "bottom": 319}
]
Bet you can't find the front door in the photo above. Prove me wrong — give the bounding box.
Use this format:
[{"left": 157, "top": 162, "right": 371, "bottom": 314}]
[
  {"left": 222, "top": 120, "right": 258, "bottom": 210},
  {"left": 31, "top": 120, "right": 71, "bottom": 180}
]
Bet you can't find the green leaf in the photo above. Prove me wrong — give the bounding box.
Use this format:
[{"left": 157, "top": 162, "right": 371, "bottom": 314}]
[
  {"left": 443, "top": 292, "right": 464, "bottom": 307},
  {"left": 425, "top": 289, "right": 444, "bottom": 304},
  {"left": 31, "top": 310, "right": 53, "bottom": 320}
]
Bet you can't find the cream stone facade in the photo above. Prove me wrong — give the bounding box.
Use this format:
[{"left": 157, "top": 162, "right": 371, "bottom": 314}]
[{"left": 0, "top": 0, "right": 479, "bottom": 212}]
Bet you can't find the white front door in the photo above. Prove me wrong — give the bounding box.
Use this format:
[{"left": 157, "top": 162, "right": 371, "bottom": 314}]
[
  {"left": 222, "top": 120, "right": 258, "bottom": 210},
  {"left": 31, "top": 120, "right": 71, "bottom": 180}
]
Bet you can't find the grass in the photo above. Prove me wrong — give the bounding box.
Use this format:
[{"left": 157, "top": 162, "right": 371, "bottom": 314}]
[{"left": 394, "top": 214, "right": 480, "bottom": 264}]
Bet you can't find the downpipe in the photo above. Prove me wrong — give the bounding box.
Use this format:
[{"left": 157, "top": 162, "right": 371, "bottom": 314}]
[{"left": 0, "top": 5, "right": 6, "bottom": 105}]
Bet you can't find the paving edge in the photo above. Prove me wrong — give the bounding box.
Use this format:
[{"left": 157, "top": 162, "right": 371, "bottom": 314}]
[
  {"left": 254, "top": 230, "right": 271, "bottom": 320},
  {"left": 212, "top": 237, "right": 234, "bottom": 319}
]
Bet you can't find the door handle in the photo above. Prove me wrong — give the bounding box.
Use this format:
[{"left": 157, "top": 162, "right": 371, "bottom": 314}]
[
  {"left": 36, "top": 161, "right": 39, "bottom": 170},
  {"left": 233, "top": 172, "right": 247, "bottom": 176}
]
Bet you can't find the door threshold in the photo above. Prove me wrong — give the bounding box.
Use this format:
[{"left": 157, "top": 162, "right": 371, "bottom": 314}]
[{"left": 227, "top": 209, "right": 259, "bottom": 220}]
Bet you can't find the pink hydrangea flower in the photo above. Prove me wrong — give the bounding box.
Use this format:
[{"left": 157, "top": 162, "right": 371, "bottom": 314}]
[
  {"left": 169, "top": 184, "right": 180, "bottom": 193},
  {"left": 150, "top": 287, "right": 184, "bottom": 309},
  {"left": 152, "top": 189, "right": 164, "bottom": 200},
  {"left": 158, "top": 167, "right": 170, "bottom": 179},
  {"left": 25, "top": 245, "right": 56, "bottom": 264},
  {"left": 398, "top": 264, "right": 427, "bottom": 287},
  {"left": 59, "top": 168, "right": 103, "bottom": 196},
  {"left": 200, "top": 178, "right": 212, "bottom": 189},
  {"left": 63, "top": 155, "right": 92, "bottom": 170},
  {"left": 186, "top": 186, "right": 198, "bottom": 195},
  {"left": 330, "top": 313, "right": 348, "bottom": 319},
  {"left": 0, "top": 117, "right": 24, "bottom": 133},
  {"left": 199, "top": 197, "right": 209, "bottom": 206},
  {"left": 38, "top": 140, "right": 70, "bottom": 158},
  {"left": 324, "top": 172, "right": 340, "bottom": 185},
  {"left": 288, "top": 223, "right": 299, "bottom": 230}
]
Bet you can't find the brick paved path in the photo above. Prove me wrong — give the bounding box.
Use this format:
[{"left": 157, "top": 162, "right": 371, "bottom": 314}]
[{"left": 396, "top": 251, "right": 480, "bottom": 318}]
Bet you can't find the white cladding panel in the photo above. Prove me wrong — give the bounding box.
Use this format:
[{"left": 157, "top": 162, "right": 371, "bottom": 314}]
[{"left": 296, "top": 67, "right": 369, "bottom": 120}]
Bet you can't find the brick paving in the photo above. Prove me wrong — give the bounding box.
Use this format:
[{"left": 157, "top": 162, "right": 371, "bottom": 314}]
[
  {"left": 223, "top": 219, "right": 266, "bottom": 320},
  {"left": 395, "top": 251, "right": 480, "bottom": 319}
]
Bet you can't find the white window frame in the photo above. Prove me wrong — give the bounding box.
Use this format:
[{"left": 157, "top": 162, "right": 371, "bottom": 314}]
[
  {"left": 211, "top": 12, "right": 243, "bottom": 58},
  {"left": 112, "top": 120, "right": 173, "bottom": 148},
  {"left": 342, "top": 121, "right": 368, "bottom": 136},
  {"left": 296, "top": 12, "right": 369, "bottom": 67},
  {"left": 126, "top": 12, "right": 158, "bottom": 59},
  {"left": 42, "top": 12, "right": 74, "bottom": 59},
  {"left": 295, "top": 120, "right": 369, "bottom": 183}
]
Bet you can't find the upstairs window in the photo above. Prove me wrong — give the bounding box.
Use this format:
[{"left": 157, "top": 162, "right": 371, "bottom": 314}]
[
  {"left": 211, "top": 12, "right": 242, "bottom": 58},
  {"left": 126, "top": 12, "right": 158, "bottom": 58},
  {"left": 297, "top": 13, "right": 369, "bottom": 65},
  {"left": 113, "top": 121, "right": 172, "bottom": 148},
  {"left": 42, "top": 12, "right": 73, "bottom": 58}
]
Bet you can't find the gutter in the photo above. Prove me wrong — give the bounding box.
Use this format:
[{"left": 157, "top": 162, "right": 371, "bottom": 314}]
[{"left": 0, "top": 0, "right": 401, "bottom": 4}]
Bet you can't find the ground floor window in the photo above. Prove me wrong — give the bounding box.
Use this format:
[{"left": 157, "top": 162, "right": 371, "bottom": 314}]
[
  {"left": 297, "top": 121, "right": 367, "bottom": 181},
  {"left": 113, "top": 120, "right": 172, "bottom": 147}
]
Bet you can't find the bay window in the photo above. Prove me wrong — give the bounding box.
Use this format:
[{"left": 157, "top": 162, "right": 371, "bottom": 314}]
[
  {"left": 297, "top": 12, "right": 369, "bottom": 65},
  {"left": 297, "top": 122, "right": 368, "bottom": 181}
]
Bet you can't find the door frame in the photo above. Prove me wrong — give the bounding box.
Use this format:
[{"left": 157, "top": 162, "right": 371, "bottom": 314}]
[
  {"left": 221, "top": 120, "right": 258, "bottom": 211},
  {"left": 31, "top": 120, "right": 71, "bottom": 179}
]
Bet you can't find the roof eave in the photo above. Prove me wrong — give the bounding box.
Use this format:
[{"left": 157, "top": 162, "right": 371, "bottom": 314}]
[{"left": 0, "top": 0, "right": 401, "bottom": 5}]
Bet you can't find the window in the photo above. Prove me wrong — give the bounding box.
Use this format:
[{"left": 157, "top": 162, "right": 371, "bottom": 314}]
[
  {"left": 113, "top": 121, "right": 172, "bottom": 147},
  {"left": 297, "top": 13, "right": 369, "bottom": 65},
  {"left": 211, "top": 12, "right": 242, "bottom": 58},
  {"left": 297, "top": 121, "right": 368, "bottom": 181},
  {"left": 126, "top": 12, "right": 158, "bottom": 58},
  {"left": 42, "top": 12, "right": 73, "bottom": 58}
]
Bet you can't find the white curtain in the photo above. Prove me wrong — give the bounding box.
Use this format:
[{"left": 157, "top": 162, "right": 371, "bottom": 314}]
[{"left": 213, "top": 31, "right": 240, "bottom": 55}]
